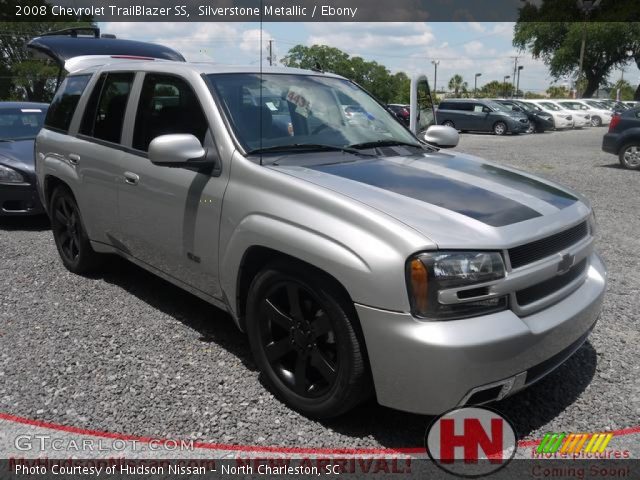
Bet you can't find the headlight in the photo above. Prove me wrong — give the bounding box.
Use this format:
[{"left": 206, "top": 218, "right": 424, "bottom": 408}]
[
  {"left": 0, "top": 164, "right": 25, "bottom": 183},
  {"left": 407, "top": 251, "right": 508, "bottom": 320}
]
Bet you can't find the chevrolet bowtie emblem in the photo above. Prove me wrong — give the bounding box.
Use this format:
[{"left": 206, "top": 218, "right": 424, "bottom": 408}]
[{"left": 557, "top": 253, "right": 575, "bottom": 275}]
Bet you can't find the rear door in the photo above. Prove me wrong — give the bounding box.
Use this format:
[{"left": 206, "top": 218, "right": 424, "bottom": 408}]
[
  {"left": 73, "top": 71, "right": 137, "bottom": 243},
  {"left": 116, "top": 72, "right": 227, "bottom": 298}
]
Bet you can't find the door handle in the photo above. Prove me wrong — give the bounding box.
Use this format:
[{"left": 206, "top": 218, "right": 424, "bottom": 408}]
[
  {"left": 123, "top": 171, "right": 140, "bottom": 185},
  {"left": 68, "top": 153, "right": 80, "bottom": 165}
]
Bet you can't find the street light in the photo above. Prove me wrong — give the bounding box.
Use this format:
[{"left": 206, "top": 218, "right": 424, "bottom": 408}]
[
  {"left": 431, "top": 60, "right": 440, "bottom": 98},
  {"left": 516, "top": 66, "right": 524, "bottom": 98},
  {"left": 503, "top": 75, "right": 511, "bottom": 97},
  {"left": 474, "top": 73, "right": 482, "bottom": 96},
  {"left": 577, "top": 0, "right": 602, "bottom": 98}
]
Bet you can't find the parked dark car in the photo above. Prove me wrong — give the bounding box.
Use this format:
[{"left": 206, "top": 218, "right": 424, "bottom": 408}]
[
  {"left": 387, "top": 103, "right": 410, "bottom": 126},
  {"left": 602, "top": 107, "right": 640, "bottom": 170},
  {"left": 437, "top": 99, "right": 530, "bottom": 135},
  {"left": 0, "top": 102, "right": 49, "bottom": 215},
  {"left": 494, "top": 99, "right": 554, "bottom": 133}
]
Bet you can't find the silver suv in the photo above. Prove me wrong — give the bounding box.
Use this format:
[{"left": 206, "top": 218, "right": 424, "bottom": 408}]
[{"left": 33, "top": 34, "right": 606, "bottom": 418}]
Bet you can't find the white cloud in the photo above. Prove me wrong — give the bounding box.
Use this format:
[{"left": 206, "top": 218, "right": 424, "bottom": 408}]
[{"left": 306, "top": 22, "right": 434, "bottom": 50}]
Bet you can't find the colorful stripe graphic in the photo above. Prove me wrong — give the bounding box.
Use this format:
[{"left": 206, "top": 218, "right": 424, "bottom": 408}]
[{"left": 537, "top": 433, "right": 614, "bottom": 454}]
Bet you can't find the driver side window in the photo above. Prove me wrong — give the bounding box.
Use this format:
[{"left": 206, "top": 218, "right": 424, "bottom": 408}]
[{"left": 133, "top": 74, "right": 208, "bottom": 152}]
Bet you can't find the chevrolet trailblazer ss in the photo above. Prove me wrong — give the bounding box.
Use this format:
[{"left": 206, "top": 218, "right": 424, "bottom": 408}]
[{"left": 31, "top": 29, "right": 606, "bottom": 418}]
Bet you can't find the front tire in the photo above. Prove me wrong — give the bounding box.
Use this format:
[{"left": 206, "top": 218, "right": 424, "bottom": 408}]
[
  {"left": 442, "top": 120, "right": 455, "bottom": 129},
  {"left": 493, "top": 121, "right": 507, "bottom": 135},
  {"left": 619, "top": 143, "right": 640, "bottom": 170},
  {"left": 49, "top": 186, "right": 102, "bottom": 274},
  {"left": 246, "top": 262, "right": 371, "bottom": 418}
]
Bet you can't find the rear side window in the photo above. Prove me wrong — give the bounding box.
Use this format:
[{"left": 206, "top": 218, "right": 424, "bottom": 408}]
[
  {"left": 439, "top": 102, "right": 454, "bottom": 110},
  {"left": 44, "top": 74, "right": 91, "bottom": 133},
  {"left": 133, "top": 74, "right": 208, "bottom": 152},
  {"left": 80, "top": 72, "right": 135, "bottom": 144}
]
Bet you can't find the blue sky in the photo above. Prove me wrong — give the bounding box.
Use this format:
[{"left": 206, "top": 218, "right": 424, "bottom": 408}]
[{"left": 99, "top": 22, "right": 637, "bottom": 93}]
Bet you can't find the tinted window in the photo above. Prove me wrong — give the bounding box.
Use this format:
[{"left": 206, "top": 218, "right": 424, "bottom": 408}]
[
  {"left": 416, "top": 78, "right": 435, "bottom": 132},
  {"left": 79, "top": 73, "right": 107, "bottom": 136},
  {"left": 0, "top": 106, "right": 47, "bottom": 141},
  {"left": 81, "top": 72, "right": 134, "bottom": 144},
  {"left": 44, "top": 75, "right": 91, "bottom": 132},
  {"left": 133, "top": 74, "right": 208, "bottom": 152}
]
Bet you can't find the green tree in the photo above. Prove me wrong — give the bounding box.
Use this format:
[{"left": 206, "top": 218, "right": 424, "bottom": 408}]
[
  {"left": 546, "top": 85, "right": 570, "bottom": 98},
  {"left": 0, "top": 14, "right": 94, "bottom": 101},
  {"left": 514, "top": 1, "right": 640, "bottom": 98},
  {"left": 477, "top": 80, "right": 504, "bottom": 98},
  {"left": 281, "top": 44, "right": 410, "bottom": 103},
  {"left": 447, "top": 74, "right": 468, "bottom": 98},
  {"left": 609, "top": 79, "right": 636, "bottom": 101}
]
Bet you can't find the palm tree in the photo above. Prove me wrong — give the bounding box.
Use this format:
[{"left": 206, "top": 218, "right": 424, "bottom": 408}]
[{"left": 448, "top": 74, "right": 468, "bottom": 98}]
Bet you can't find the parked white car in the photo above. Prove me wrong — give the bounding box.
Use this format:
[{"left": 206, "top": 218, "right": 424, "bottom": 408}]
[
  {"left": 556, "top": 99, "right": 612, "bottom": 127},
  {"left": 553, "top": 100, "right": 592, "bottom": 128},
  {"left": 523, "top": 100, "right": 574, "bottom": 130}
]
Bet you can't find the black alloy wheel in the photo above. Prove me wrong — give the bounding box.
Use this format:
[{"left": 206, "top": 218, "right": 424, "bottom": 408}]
[
  {"left": 246, "top": 263, "right": 371, "bottom": 418},
  {"left": 50, "top": 187, "right": 102, "bottom": 274}
]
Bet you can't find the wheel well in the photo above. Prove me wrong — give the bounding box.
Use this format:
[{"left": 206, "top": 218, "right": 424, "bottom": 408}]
[
  {"left": 43, "top": 175, "right": 71, "bottom": 209},
  {"left": 235, "top": 246, "right": 356, "bottom": 332}
]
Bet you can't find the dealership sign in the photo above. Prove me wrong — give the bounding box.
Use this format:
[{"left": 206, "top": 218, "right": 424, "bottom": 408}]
[{"left": 425, "top": 406, "right": 517, "bottom": 477}]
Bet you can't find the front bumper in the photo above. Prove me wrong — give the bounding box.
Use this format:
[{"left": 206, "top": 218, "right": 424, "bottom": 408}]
[
  {"left": 509, "top": 120, "right": 530, "bottom": 133},
  {"left": 357, "top": 252, "right": 606, "bottom": 415},
  {"left": 553, "top": 117, "right": 573, "bottom": 129},
  {"left": 0, "top": 182, "right": 45, "bottom": 216}
]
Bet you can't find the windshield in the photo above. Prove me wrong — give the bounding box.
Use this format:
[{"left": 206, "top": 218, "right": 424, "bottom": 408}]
[
  {"left": 513, "top": 101, "right": 533, "bottom": 112},
  {"left": 540, "top": 102, "right": 561, "bottom": 111},
  {"left": 585, "top": 100, "right": 607, "bottom": 109},
  {"left": 206, "top": 73, "right": 419, "bottom": 153},
  {"left": 0, "top": 107, "right": 47, "bottom": 141},
  {"left": 559, "top": 102, "right": 585, "bottom": 111},
  {"left": 485, "top": 100, "right": 510, "bottom": 112}
]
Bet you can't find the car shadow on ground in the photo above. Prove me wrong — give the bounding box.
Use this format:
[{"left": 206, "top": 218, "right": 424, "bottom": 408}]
[
  {"left": 598, "top": 162, "right": 638, "bottom": 171},
  {"left": 96, "top": 255, "right": 255, "bottom": 372},
  {"left": 93, "top": 254, "right": 597, "bottom": 449},
  {"left": 0, "top": 214, "right": 50, "bottom": 231}
]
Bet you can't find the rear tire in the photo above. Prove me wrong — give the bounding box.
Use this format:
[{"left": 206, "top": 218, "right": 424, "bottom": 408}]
[
  {"left": 591, "top": 116, "right": 602, "bottom": 127},
  {"left": 493, "top": 121, "right": 507, "bottom": 135},
  {"left": 246, "top": 262, "right": 371, "bottom": 418},
  {"left": 619, "top": 143, "right": 640, "bottom": 170},
  {"left": 49, "top": 186, "right": 102, "bottom": 274}
]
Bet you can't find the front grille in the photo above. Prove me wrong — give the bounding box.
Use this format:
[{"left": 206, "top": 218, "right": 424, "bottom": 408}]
[
  {"left": 516, "top": 259, "right": 587, "bottom": 306},
  {"left": 508, "top": 221, "right": 588, "bottom": 269}
]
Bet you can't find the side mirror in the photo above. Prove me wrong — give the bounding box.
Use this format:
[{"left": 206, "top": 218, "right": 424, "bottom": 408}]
[
  {"left": 422, "top": 125, "right": 459, "bottom": 149},
  {"left": 148, "top": 134, "right": 207, "bottom": 166}
]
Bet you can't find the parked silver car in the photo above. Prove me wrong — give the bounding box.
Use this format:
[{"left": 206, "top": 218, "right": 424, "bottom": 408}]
[{"left": 33, "top": 34, "right": 606, "bottom": 418}]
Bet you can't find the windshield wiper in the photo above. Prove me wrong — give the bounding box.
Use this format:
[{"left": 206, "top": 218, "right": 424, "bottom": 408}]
[
  {"left": 247, "top": 144, "right": 375, "bottom": 157},
  {"left": 347, "top": 140, "right": 423, "bottom": 150}
]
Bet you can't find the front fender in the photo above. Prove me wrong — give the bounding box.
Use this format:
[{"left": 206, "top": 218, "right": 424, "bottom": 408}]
[{"left": 219, "top": 213, "right": 409, "bottom": 320}]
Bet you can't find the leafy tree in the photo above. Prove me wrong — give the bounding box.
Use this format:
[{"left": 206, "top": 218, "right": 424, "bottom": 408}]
[
  {"left": 524, "top": 92, "right": 545, "bottom": 99},
  {"left": 546, "top": 85, "right": 571, "bottom": 98},
  {"left": 447, "top": 74, "right": 468, "bottom": 97},
  {"left": 609, "top": 79, "right": 637, "bottom": 101},
  {"left": 514, "top": 1, "right": 640, "bottom": 98},
  {"left": 0, "top": 9, "right": 94, "bottom": 101},
  {"left": 281, "top": 44, "right": 410, "bottom": 103},
  {"left": 477, "top": 80, "right": 505, "bottom": 98}
]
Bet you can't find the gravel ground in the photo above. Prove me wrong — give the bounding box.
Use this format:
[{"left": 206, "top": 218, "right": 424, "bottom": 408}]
[{"left": 1, "top": 127, "right": 638, "bottom": 450}]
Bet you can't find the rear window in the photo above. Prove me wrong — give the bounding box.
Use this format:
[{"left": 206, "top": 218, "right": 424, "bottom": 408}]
[
  {"left": 44, "top": 75, "right": 91, "bottom": 133},
  {"left": 0, "top": 107, "right": 47, "bottom": 141}
]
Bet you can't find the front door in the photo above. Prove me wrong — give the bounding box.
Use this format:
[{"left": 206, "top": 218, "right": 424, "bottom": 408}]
[{"left": 116, "top": 73, "right": 227, "bottom": 299}]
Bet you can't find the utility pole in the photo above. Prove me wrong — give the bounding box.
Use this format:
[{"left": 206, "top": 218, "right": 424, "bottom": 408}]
[
  {"left": 511, "top": 56, "right": 519, "bottom": 98},
  {"left": 267, "top": 39, "right": 274, "bottom": 66},
  {"left": 516, "top": 66, "right": 524, "bottom": 98},
  {"left": 431, "top": 60, "right": 440, "bottom": 98}
]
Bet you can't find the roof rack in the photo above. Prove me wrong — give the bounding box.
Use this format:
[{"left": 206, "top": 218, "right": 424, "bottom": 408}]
[{"left": 41, "top": 26, "right": 101, "bottom": 39}]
